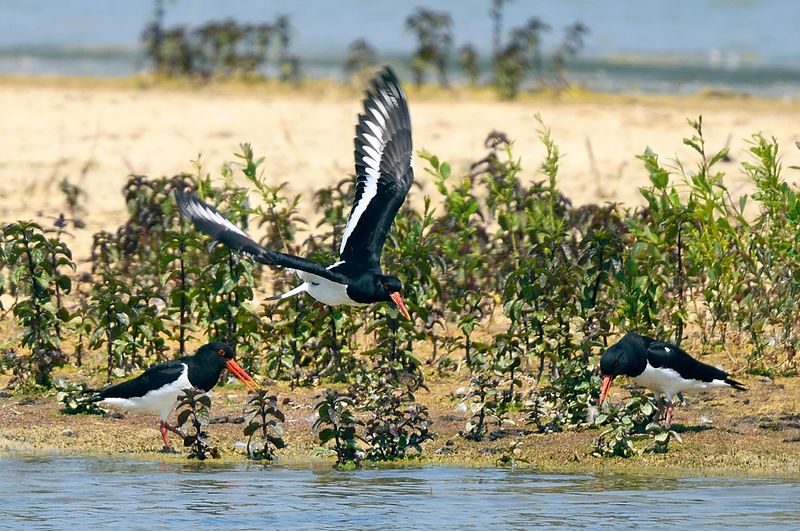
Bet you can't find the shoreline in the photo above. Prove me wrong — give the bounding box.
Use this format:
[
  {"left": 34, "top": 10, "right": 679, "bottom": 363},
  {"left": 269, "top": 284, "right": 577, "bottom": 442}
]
[{"left": 2, "top": 366, "right": 800, "bottom": 477}]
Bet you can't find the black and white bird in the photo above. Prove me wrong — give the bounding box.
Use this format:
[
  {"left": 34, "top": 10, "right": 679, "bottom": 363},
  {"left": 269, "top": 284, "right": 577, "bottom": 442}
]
[
  {"left": 175, "top": 67, "right": 412, "bottom": 320},
  {"left": 598, "top": 332, "right": 745, "bottom": 425},
  {"left": 96, "top": 342, "right": 258, "bottom": 448}
]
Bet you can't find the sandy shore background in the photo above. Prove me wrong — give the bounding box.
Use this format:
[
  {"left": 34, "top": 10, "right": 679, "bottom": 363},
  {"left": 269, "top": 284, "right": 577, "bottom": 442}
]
[{"left": 1, "top": 78, "right": 800, "bottom": 261}]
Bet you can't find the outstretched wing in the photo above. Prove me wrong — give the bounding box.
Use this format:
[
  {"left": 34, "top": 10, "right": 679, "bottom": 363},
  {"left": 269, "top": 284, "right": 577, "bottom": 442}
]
[
  {"left": 175, "top": 189, "right": 345, "bottom": 284},
  {"left": 647, "top": 342, "right": 728, "bottom": 383},
  {"left": 339, "top": 67, "right": 413, "bottom": 266}
]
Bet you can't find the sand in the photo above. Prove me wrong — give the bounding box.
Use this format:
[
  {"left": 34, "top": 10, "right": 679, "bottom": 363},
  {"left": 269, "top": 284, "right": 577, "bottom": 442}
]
[
  {"left": 2, "top": 77, "right": 800, "bottom": 263},
  {"left": 3, "top": 77, "right": 800, "bottom": 470}
]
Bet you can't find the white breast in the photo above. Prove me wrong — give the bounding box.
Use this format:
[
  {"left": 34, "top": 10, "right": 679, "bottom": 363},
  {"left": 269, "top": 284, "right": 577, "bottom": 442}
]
[
  {"left": 100, "top": 364, "right": 191, "bottom": 421},
  {"left": 297, "top": 270, "right": 366, "bottom": 307},
  {"left": 632, "top": 363, "right": 728, "bottom": 400}
]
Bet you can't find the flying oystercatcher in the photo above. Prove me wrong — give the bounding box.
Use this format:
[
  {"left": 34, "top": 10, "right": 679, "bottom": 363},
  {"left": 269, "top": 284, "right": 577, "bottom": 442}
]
[
  {"left": 598, "top": 332, "right": 745, "bottom": 425},
  {"left": 96, "top": 342, "right": 258, "bottom": 448},
  {"left": 175, "top": 66, "right": 413, "bottom": 320}
]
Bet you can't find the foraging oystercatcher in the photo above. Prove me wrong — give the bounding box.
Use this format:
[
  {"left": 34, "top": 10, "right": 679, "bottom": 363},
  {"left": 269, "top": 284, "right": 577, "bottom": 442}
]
[
  {"left": 96, "top": 342, "right": 258, "bottom": 448},
  {"left": 175, "top": 66, "right": 412, "bottom": 320},
  {"left": 598, "top": 332, "right": 745, "bottom": 425}
]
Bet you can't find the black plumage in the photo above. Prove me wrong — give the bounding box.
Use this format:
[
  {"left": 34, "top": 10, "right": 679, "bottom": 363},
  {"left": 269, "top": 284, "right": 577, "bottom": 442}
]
[
  {"left": 599, "top": 332, "right": 745, "bottom": 425},
  {"left": 175, "top": 67, "right": 412, "bottom": 319}
]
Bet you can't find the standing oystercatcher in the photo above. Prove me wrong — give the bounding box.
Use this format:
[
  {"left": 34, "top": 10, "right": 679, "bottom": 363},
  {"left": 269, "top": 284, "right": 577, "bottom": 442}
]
[
  {"left": 598, "top": 332, "right": 745, "bottom": 425},
  {"left": 96, "top": 342, "right": 258, "bottom": 448},
  {"left": 175, "top": 66, "right": 412, "bottom": 320}
]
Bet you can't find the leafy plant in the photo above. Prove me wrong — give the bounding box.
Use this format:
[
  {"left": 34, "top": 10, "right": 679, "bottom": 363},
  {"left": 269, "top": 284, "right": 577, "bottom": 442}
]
[
  {"left": 243, "top": 389, "right": 286, "bottom": 461},
  {"left": 592, "top": 391, "right": 681, "bottom": 457},
  {"left": 177, "top": 388, "right": 220, "bottom": 460},
  {"left": 3, "top": 221, "right": 73, "bottom": 387},
  {"left": 312, "top": 389, "right": 363, "bottom": 468},
  {"left": 56, "top": 382, "right": 107, "bottom": 415},
  {"left": 462, "top": 373, "right": 502, "bottom": 441}
]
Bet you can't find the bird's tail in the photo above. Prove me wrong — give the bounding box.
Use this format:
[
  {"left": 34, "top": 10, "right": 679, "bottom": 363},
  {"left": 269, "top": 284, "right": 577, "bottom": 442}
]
[
  {"left": 725, "top": 377, "right": 746, "bottom": 391},
  {"left": 266, "top": 282, "right": 309, "bottom": 301},
  {"left": 78, "top": 386, "right": 103, "bottom": 402}
]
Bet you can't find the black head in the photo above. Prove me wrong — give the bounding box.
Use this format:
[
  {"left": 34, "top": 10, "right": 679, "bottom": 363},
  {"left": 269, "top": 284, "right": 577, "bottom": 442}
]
[
  {"left": 600, "top": 333, "right": 650, "bottom": 377},
  {"left": 195, "top": 341, "right": 235, "bottom": 366},
  {"left": 598, "top": 333, "right": 650, "bottom": 405},
  {"left": 376, "top": 274, "right": 411, "bottom": 320},
  {"left": 193, "top": 342, "right": 257, "bottom": 391}
]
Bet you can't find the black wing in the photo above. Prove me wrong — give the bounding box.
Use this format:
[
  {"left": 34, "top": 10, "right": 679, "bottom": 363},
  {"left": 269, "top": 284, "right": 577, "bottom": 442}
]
[
  {"left": 175, "top": 189, "right": 346, "bottom": 284},
  {"left": 339, "top": 67, "right": 413, "bottom": 266},
  {"left": 647, "top": 342, "right": 730, "bottom": 383},
  {"left": 98, "top": 359, "right": 187, "bottom": 400}
]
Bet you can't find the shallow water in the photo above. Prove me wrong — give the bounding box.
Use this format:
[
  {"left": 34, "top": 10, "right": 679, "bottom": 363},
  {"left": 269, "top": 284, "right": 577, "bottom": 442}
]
[{"left": 2, "top": 454, "right": 800, "bottom": 529}]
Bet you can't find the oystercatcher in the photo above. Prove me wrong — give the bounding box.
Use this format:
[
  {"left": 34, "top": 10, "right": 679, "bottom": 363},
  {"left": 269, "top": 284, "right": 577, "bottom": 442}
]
[
  {"left": 96, "top": 342, "right": 258, "bottom": 448},
  {"left": 175, "top": 66, "right": 412, "bottom": 320},
  {"left": 598, "top": 333, "right": 745, "bottom": 425}
]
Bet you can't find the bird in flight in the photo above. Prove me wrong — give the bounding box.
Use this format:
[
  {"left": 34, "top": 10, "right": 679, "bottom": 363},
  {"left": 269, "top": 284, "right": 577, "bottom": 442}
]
[
  {"left": 598, "top": 332, "right": 745, "bottom": 425},
  {"left": 95, "top": 342, "right": 258, "bottom": 448},
  {"left": 176, "top": 67, "right": 413, "bottom": 320}
]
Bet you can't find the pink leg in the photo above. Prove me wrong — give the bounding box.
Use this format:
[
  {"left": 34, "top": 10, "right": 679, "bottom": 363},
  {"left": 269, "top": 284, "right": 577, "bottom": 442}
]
[
  {"left": 159, "top": 422, "right": 172, "bottom": 448},
  {"left": 163, "top": 422, "right": 183, "bottom": 436},
  {"left": 665, "top": 402, "right": 674, "bottom": 426}
]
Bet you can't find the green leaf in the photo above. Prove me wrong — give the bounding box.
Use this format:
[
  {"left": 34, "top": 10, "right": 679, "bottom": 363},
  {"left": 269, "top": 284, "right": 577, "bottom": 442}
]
[
  {"left": 319, "top": 428, "right": 336, "bottom": 444},
  {"left": 177, "top": 409, "right": 192, "bottom": 427}
]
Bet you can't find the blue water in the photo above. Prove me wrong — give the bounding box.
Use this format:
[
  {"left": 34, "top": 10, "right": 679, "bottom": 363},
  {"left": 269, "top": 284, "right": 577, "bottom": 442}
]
[
  {"left": 2, "top": 453, "right": 800, "bottom": 529},
  {"left": 1, "top": 0, "right": 800, "bottom": 95}
]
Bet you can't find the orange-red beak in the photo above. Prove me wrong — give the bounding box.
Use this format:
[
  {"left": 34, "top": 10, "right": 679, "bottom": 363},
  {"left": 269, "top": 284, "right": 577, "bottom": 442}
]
[
  {"left": 599, "top": 374, "right": 614, "bottom": 405},
  {"left": 390, "top": 291, "right": 411, "bottom": 320},
  {"left": 226, "top": 359, "right": 259, "bottom": 391}
]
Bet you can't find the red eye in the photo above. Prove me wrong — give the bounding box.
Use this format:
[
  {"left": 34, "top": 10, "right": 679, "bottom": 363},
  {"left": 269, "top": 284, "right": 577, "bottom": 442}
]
[{"left": 217, "top": 349, "right": 226, "bottom": 357}]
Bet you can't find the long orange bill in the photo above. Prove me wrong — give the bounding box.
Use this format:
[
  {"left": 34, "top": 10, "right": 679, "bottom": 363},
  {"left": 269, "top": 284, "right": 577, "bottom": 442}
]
[
  {"left": 390, "top": 291, "right": 411, "bottom": 321},
  {"left": 599, "top": 374, "right": 614, "bottom": 406},
  {"left": 226, "top": 359, "right": 259, "bottom": 391}
]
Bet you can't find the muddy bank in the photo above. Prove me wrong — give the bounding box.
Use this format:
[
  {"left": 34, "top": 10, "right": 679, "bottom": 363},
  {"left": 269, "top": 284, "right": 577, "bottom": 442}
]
[{"left": 2, "top": 365, "right": 800, "bottom": 476}]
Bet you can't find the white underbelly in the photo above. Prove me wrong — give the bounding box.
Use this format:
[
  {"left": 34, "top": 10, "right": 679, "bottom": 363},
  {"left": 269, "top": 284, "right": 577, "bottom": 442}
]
[
  {"left": 633, "top": 364, "right": 727, "bottom": 399},
  {"left": 101, "top": 365, "right": 191, "bottom": 420},
  {"left": 298, "top": 271, "right": 366, "bottom": 307}
]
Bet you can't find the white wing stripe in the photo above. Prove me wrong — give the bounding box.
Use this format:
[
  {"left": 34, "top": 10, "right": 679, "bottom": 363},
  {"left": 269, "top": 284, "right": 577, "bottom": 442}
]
[
  {"left": 363, "top": 132, "right": 382, "bottom": 153},
  {"left": 363, "top": 144, "right": 381, "bottom": 164},
  {"left": 364, "top": 119, "right": 383, "bottom": 140},
  {"left": 339, "top": 82, "right": 400, "bottom": 256},
  {"left": 340, "top": 155, "right": 382, "bottom": 254},
  {"left": 373, "top": 97, "right": 389, "bottom": 120},
  {"left": 364, "top": 155, "right": 380, "bottom": 172},
  {"left": 368, "top": 106, "right": 386, "bottom": 128}
]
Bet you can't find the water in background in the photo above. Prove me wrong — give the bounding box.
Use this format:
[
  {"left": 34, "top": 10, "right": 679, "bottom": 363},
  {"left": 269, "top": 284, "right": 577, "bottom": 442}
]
[
  {"left": 2, "top": 0, "right": 800, "bottom": 96},
  {"left": 3, "top": 453, "right": 800, "bottom": 529}
]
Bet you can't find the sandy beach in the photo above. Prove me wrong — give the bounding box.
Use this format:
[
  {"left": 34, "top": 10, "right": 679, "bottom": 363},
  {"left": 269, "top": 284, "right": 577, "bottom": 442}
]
[{"left": 2, "top": 77, "right": 800, "bottom": 261}]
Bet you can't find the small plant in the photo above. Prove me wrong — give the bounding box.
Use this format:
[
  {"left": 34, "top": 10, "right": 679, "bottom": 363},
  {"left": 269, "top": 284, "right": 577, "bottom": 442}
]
[
  {"left": 3, "top": 221, "right": 73, "bottom": 388},
  {"left": 592, "top": 391, "right": 680, "bottom": 458},
  {"left": 56, "top": 382, "right": 107, "bottom": 415},
  {"left": 357, "top": 371, "right": 434, "bottom": 461},
  {"left": 177, "top": 388, "right": 220, "bottom": 459},
  {"left": 525, "top": 359, "right": 600, "bottom": 433},
  {"left": 495, "top": 440, "right": 529, "bottom": 468},
  {"left": 462, "top": 373, "right": 502, "bottom": 441},
  {"left": 243, "top": 390, "right": 286, "bottom": 461},
  {"left": 312, "top": 389, "right": 363, "bottom": 469}
]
